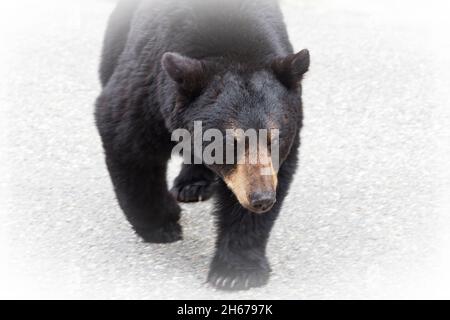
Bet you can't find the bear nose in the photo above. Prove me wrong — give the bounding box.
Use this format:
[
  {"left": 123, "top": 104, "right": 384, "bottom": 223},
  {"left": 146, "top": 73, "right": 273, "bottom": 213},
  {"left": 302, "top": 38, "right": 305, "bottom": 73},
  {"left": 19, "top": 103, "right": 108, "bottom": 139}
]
[{"left": 249, "top": 191, "right": 276, "bottom": 213}]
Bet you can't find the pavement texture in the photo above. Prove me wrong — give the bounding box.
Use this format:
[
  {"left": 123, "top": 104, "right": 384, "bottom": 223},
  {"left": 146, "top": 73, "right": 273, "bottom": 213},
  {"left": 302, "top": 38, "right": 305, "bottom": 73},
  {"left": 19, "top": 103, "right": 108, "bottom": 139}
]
[{"left": 1, "top": 0, "right": 450, "bottom": 299}]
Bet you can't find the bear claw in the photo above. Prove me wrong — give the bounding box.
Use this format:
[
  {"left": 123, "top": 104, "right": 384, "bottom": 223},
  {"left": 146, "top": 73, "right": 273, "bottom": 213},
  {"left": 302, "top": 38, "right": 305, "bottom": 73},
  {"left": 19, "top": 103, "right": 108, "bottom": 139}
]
[
  {"left": 207, "top": 263, "right": 270, "bottom": 291},
  {"left": 170, "top": 180, "right": 214, "bottom": 203}
]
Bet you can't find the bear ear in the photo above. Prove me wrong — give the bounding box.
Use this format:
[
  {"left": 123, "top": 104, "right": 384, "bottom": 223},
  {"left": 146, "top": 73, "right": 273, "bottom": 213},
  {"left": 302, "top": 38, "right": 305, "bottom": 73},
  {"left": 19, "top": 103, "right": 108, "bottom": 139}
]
[
  {"left": 271, "top": 49, "right": 310, "bottom": 89},
  {"left": 162, "top": 52, "right": 208, "bottom": 96}
]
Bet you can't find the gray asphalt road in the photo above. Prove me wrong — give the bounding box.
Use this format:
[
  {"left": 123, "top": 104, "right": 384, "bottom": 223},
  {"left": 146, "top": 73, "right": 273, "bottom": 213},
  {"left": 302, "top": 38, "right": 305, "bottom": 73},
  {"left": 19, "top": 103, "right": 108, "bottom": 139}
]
[{"left": 1, "top": 0, "right": 450, "bottom": 299}]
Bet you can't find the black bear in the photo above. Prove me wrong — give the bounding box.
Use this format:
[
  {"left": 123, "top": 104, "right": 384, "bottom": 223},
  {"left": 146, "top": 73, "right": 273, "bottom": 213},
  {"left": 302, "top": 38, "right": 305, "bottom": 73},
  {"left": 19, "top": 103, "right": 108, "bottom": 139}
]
[{"left": 95, "top": 0, "right": 309, "bottom": 291}]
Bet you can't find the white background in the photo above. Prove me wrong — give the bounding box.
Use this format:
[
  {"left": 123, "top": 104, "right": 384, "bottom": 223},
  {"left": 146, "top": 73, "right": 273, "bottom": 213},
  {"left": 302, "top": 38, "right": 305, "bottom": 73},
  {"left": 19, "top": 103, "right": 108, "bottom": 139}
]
[{"left": 1, "top": 0, "right": 450, "bottom": 299}]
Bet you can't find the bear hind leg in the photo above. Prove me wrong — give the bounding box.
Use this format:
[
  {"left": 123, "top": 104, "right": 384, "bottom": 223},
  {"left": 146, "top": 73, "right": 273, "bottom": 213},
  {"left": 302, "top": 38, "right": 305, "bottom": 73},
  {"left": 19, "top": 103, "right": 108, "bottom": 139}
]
[{"left": 170, "top": 164, "right": 216, "bottom": 203}]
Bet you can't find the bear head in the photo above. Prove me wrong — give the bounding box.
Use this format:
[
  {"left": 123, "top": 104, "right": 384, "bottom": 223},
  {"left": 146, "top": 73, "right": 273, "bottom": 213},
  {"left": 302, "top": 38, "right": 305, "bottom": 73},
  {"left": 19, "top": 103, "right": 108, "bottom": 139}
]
[{"left": 162, "top": 50, "right": 310, "bottom": 213}]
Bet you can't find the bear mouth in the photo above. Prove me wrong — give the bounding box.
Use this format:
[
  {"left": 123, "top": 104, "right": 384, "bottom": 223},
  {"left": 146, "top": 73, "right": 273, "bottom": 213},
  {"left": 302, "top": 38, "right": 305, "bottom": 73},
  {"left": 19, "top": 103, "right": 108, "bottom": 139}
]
[{"left": 240, "top": 198, "right": 277, "bottom": 214}]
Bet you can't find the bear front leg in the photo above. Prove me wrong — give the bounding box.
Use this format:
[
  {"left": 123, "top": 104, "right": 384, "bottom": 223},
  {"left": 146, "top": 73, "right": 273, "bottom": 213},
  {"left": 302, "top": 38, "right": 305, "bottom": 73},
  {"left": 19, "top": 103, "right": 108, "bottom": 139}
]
[
  {"left": 105, "top": 155, "right": 182, "bottom": 243},
  {"left": 207, "top": 198, "right": 276, "bottom": 291},
  {"left": 207, "top": 149, "right": 298, "bottom": 291},
  {"left": 170, "top": 164, "right": 217, "bottom": 203}
]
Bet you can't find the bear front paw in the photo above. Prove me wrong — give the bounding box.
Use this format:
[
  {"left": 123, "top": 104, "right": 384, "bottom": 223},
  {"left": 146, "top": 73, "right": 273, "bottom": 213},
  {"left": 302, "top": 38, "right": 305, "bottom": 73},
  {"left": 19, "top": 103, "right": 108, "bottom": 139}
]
[
  {"left": 134, "top": 221, "right": 182, "bottom": 244},
  {"left": 170, "top": 180, "right": 214, "bottom": 203},
  {"left": 207, "top": 258, "right": 271, "bottom": 291}
]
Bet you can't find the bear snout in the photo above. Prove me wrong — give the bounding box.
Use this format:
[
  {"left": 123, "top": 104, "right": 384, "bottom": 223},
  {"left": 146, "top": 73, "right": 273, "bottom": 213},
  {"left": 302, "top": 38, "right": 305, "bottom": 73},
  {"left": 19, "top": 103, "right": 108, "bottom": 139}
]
[
  {"left": 249, "top": 191, "right": 276, "bottom": 213},
  {"left": 223, "top": 162, "right": 278, "bottom": 214}
]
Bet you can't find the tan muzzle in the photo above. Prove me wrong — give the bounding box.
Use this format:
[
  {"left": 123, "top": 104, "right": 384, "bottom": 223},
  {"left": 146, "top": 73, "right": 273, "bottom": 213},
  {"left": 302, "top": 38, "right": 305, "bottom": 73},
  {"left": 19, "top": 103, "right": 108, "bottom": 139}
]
[{"left": 223, "top": 160, "right": 278, "bottom": 213}]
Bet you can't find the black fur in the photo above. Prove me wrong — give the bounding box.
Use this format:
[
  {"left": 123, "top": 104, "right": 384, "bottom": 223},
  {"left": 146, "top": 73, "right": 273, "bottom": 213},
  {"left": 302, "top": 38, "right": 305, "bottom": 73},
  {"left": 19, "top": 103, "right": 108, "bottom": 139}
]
[
  {"left": 95, "top": 0, "right": 309, "bottom": 290},
  {"left": 170, "top": 164, "right": 216, "bottom": 202}
]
